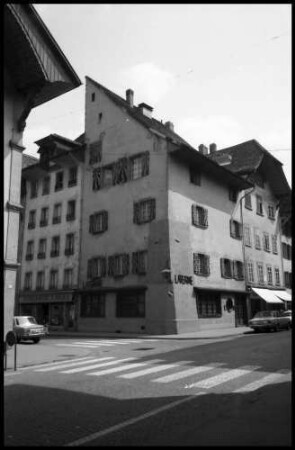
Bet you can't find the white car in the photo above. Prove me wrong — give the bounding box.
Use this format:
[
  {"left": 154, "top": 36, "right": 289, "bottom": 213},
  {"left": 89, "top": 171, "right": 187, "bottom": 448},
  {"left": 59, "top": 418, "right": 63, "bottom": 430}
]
[{"left": 13, "top": 316, "right": 45, "bottom": 344}]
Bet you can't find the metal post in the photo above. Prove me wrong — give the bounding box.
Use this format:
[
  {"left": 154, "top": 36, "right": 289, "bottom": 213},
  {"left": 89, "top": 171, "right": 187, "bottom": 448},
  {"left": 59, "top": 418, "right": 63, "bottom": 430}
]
[
  {"left": 4, "top": 343, "right": 7, "bottom": 371},
  {"left": 14, "top": 340, "right": 17, "bottom": 371}
]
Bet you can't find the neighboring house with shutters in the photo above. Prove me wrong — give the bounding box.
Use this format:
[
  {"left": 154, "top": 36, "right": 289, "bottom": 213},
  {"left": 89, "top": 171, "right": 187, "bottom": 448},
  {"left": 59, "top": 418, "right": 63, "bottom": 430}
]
[
  {"left": 17, "top": 134, "right": 85, "bottom": 330},
  {"left": 208, "top": 140, "right": 292, "bottom": 317}
]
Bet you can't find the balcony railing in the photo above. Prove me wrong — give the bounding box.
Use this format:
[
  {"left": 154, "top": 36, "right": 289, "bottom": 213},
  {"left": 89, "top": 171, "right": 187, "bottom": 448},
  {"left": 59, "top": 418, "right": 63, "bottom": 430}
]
[
  {"left": 65, "top": 248, "right": 74, "bottom": 256},
  {"left": 40, "top": 220, "right": 48, "bottom": 227},
  {"left": 25, "top": 254, "right": 33, "bottom": 261},
  {"left": 68, "top": 179, "right": 77, "bottom": 187}
]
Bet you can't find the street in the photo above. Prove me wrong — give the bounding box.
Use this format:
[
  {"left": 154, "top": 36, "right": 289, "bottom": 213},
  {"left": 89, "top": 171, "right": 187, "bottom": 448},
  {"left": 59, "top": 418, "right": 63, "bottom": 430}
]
[{"left": 4, "top": 330, "right": 292, "bottom": 446}]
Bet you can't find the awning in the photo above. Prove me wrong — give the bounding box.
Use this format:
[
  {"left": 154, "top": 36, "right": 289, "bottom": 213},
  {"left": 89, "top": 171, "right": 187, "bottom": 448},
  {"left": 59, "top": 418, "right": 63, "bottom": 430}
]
[
  {"left": 272, "top": 290, "right": 292, "bottom": 302},
  {"left": 251, "top": 288, "right": 284, "bottom": 304}
]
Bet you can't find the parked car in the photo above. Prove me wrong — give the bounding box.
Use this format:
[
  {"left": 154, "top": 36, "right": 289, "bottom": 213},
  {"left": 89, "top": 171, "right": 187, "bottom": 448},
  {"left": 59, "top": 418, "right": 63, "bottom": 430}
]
[
  {"left": 13, "top": 316, "right": 45, "bottom": 343},
  {"left": 248, "top": 310, "right": 291, "bottom": 333},
  {"left": 280, "top": 310, "right": 292, "bottom": 328}
]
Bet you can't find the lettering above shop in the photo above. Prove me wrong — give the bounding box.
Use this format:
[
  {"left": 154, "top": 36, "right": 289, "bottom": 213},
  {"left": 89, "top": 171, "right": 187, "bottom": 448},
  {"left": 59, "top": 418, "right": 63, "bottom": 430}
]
[{"left": 174, "top": 274, "right": 193, "bottom": 285}]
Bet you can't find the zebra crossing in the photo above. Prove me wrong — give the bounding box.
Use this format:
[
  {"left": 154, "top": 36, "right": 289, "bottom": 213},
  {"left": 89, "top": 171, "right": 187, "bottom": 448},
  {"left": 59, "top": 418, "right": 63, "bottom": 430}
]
[
  {"left": 31, "top": 355, "right": 291, "bottom": 394},
  {"left": 55, "top": 338, "right": 160, "bottom": 349}
]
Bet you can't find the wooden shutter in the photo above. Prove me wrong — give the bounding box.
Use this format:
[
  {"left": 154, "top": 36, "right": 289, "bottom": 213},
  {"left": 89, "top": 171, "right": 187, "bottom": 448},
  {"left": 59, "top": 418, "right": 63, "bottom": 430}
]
[
  {"left": 102, "top": 211, "right": 108, "bottom": 231},
  {"left": 142, "top": 152, "right": 150, "bottom": 177},
  {"left": 123, "top": 254, "right": 130, "bottom": 275},
  {"left": 191, "top": 205, "right": 197, "bottom": 226},
  {"left": 220, "top": 258, "right": 225, "bottom": 277},
  {"left": 134, "top": 202, "right": 140, "bottom": 224},
  {"left": 101, "top": 257, "right": 106, "bottom": 277},
  {"left": 132, "top": 252, "right": 139, "bottom": 274},
  {"left": 205, "top": 255, "right": 210, "bottom": 276},
  {"left": 108, "top": 256, "right": 114, "bottom": 276},
  {"left": 150, "top": 199, "right": 156, "bottom": 221},
  {"left": 203, "top": 208, "right": 208, "bottom": 227},
  {"left": 92, "top": 168, "right": 102, "bottom": 191}
]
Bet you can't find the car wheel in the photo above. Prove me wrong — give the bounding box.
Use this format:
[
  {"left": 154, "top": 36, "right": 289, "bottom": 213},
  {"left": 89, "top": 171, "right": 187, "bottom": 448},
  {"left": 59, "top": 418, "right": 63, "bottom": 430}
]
[
  {"left": 254, "top": 329, "right": 259, "bottom": 333},
  {"left": 32, "top": 337, "right": 40, "bottom": 344}
]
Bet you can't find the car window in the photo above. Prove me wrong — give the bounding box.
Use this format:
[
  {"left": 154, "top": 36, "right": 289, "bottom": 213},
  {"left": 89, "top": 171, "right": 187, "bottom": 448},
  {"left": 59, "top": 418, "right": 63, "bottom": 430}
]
[
  {"left": 17, "top": 317, "right": 37, "bottom": 325},
  {"left": 254, "top": 311, "right": 272, "bottom": 318}
]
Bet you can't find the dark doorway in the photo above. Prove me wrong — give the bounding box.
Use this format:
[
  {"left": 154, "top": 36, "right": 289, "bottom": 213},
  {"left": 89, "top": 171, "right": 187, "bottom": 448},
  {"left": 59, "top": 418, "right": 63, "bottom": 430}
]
[{"left": 235, "top": 294, "right": 248, "bottom": 326}]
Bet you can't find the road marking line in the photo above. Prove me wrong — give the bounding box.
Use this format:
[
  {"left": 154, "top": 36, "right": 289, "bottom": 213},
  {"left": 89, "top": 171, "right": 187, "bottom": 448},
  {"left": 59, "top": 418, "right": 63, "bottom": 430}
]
[
  {"left": 84, "top": 340, "right": 130, "bottom": 345},
  {"left": 233, "top": 371, "right": 291, "bottom": 393},
  {"left": 20, "top": 356, "right": 93, "bottom": 371},
  {"left": 64, "top": 392, "right": 206, "bottom": 447},
  {"left": 74, "top": 341, "right": 114, "bottom": 346},
  {"left": 35, "top": 358, "right": 112, "bottom": 372},
  {"left": 118, "top": 363, "right": 179, "bottom": 379},
  {"left": 188, "top": 366, "right": 258, "bottom": 389},
  {"left": 61, "top": 358, "right": 137, "bottom": 374},
  {"left": 55, "top": 344, "right": 103, "bottom": 348},
  {"left": 87, "top": 362, "right": 149, "bottom": 376},
  {"left": 152, "top": 365, "right": 218, "bottom": 383}
]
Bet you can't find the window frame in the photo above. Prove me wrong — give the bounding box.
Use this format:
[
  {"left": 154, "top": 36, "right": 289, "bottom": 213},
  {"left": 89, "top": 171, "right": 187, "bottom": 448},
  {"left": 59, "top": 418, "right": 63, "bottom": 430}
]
[
  {"left": 116, "top": 291, "right": 145, "bottom": 318},
  {"left": 196, "top": 292, "right": 222, "bottom": 318},
  {"left": 193, "top": 253, "right": 210, "bottom": 277}
]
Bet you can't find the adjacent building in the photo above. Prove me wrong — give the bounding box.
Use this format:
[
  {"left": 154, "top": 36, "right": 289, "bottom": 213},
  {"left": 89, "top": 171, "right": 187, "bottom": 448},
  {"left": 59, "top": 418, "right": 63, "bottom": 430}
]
[
  {"left": 17, "top": 77, "right": 292, "bottom": 335},
  {"left": 4, "top": 4, "right": 81, "bottom": 339}
]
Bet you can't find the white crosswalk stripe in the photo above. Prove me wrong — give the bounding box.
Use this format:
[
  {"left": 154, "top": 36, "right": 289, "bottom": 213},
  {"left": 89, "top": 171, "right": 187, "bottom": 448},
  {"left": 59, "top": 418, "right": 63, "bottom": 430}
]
[
  {"left": 119, "top": 363, "right": 181, "bottom": 379},
  {"left": 87, "top": 362, "right": 151, "bottom": 377},
  {"left": 55, "top": 338, "right": 159, "bottom": 349},
  {"left": 35, "top": 357, "right": 113, "bottom": 372},
  {"left": 61, "top": 358, "right": 136, "bottom": 374},
  {"left": 152, "top": 364, "right": 223, "bottom": 383},
  {"left": 187, "top": 366, "right": 260, "bottom": 389},
  {"left": 233, "top": 371, "right": 291, "bottom": 393}
]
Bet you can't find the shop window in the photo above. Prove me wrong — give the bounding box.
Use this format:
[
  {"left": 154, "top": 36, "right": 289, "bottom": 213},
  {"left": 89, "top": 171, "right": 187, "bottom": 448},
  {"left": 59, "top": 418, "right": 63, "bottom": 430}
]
[
  {"left": 42, "top": 176, "right": 50, "bottom": 195},
  {"left": 132, "top": 251, "right": 147, "bottom": 275},
  {"left": 66, "top": 200, "right": 76, "bottom": 221},
  {"left": 193, "top": 253, "right": 210, "bottom": 277},
  {"left": 80, "top": 294, "right": 105, "bottom": 317},
  {"left": 53, "top": 203, "right": 62, "bottom": 224},
  {"left": 220, "top": 258, "right": 233, "bottom": 278},
  {"left": 25, "top": 240, "right": 34, "bottom": 261},
  {"left": 116, "top": 291, "right": 145, "bottom": 318},
  {"left": 196, "top": 292, "right": 221, "bottom": 318},
  {"left": 191, "top": 204, "right": 208, "bottom": 229},
  {"left": 134, "top": 198, "right": 156, "bottom": 224},
  {"left": 50, "top": 304, "right": 64, "bottom": 326},
  {"left": 89, "top": 211, "right": 108, "bottom": 234},
  {"left": 68, "top": 167, "right": 77, "bottom": 187},
  {"left": 229, "top": 219, "right": 242, "bottom": 239},
  {"left": 55, "top": 171, "right": 64, "bottom": 191},
  {"left": 28, "top": 210, "right": 36, "bottom": 229}
]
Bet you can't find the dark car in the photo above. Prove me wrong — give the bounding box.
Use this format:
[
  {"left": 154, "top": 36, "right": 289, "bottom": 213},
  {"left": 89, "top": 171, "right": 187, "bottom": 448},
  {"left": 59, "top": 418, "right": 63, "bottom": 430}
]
[
  {"left": 13, "top": 316, "right": 45, "bottom": 343},
  {"left": 248, "top": 310, "right": 291, "bottom": 333},
  {"left": 280, "top": 310, "right": 292, "bottom": 328}
]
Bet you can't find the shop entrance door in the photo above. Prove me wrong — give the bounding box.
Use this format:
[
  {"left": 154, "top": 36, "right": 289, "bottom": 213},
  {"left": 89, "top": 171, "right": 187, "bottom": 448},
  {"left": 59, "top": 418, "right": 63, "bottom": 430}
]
[{"left": 235, "top": 295, "right": 248, "bottom": 326}]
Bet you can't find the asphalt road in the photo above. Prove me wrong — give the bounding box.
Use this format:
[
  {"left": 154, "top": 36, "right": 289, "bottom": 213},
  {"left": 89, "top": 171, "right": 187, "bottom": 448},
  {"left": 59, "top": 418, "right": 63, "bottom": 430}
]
[{"left": 4, "top": 331, "right": 292, "bottom": 446}]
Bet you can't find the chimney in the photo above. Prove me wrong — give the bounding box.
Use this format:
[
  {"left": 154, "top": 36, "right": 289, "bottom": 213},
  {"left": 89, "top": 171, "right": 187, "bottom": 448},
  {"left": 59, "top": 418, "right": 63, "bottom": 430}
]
[
  {"left": 138, "top": 102, "right": 153, "bottom": 118},
  {"left": 126, "top": 89, "right": 134, "bottom": 107},
  {"left": 209, "top": 143, "right": 217, "bottom": 153},
  {"left": 164, "top": 121, "right": 174, "bottom": 132},
  {"left": 198, "top": 144, "right": 208, "bottom": 155}
]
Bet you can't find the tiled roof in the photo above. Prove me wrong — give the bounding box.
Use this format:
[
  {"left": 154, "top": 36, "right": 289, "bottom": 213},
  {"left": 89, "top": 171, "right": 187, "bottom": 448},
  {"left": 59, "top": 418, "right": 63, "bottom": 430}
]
[
  {"left": 22, "top": 154, "right": 39, "bottom": 169},
  {"left": 86, "top": 76, "right": 192, "bottom": 147}
]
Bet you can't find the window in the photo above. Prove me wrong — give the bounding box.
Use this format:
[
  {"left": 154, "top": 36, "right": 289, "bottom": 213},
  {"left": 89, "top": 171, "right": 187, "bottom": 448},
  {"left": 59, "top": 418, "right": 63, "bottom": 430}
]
[
  {"left": 284, "top": 272, "right": 292, "bottom": 288},
  {"left": 256, "top": 195, "right": 264, "bottom": 215},
  {"left": 233, "top": 261, "right": 244, "bottom": 280},
  {"left": 102, "top": 165, "right": 114, "bottom": 188},
  {"left": 49, "top": 270, "right": 58, "bottom": 289},
  {"left": 63, "top": 269, "right": 73, "bottom": 288},
  {"left": 244, "top": 193, "right": 252, "bottom": 210},
  {"left": 40, "top": 207, "right": 49, "bottom": 227},
  {"left": 220, "top": 258, "right": 233, "bottom": 278},
  {"left": 108, "top": 254, "right": 129, "bottom": 278},
  {"left": 274, "top": 267, "right": 280, "bottom": 286},
  {"left": 80, "top": 294, "right": 106, "bottom": 318},
  {"left": 89, "top": 211, "right": 108, "bottom": 234},
  {"left": 116, "top": 291, "right": 145, "bottom": 318},
  {"left": 272, "top": 235, "right": 278, "bottom": 254},
  {"left": 130, "top": 152, "right": 150, "bottom": 180},
  {"left": 38, "top": 239, "right": 46, "bottom": 259},
  {"left": 268, "top": 204, "right": 275, "bottom": 220},
  {"left": 254, "top": 228, "right": 261, "bottom": 250},
  {"left": 243, "top": 224, "right": 252, "bottom": 247},
  {"left": 189, "top": 167, "right": 201, "bottom": 186},
  {"left": 247, "top": 261, "right": 255, "bottom": 283},
  {"left": 257, "top": 263, "right": 264, "bottom": 285},
  {"left": 24, "top": 272, "right": 33, "bottom": 290},
  {"left": 91, "top": 92, "right": 95, "bottom": 102},
  {"left": 98, "top": 112, "right": 103, "bottom": 123},
  {"left": 196, "top": 292, "right": 221, "bottom": 318},
  {"left": 68, "top": 167, "right": 77, "bottom": 187},
  {"left": 66, "top": 200, "right": 76, "bottom": 221},
  {"left": 193, "top": 253, "right": 210, "bottom": 277},
  {"left": 266, "top": 265, "right": 273, "bottom": 286},
  {"left": 87, "top": 257, "right": 107, "bottom": 279},
  {"left": 28, "top": 210, "right": 36, "bottom": 229},
  {"left": 55, "top": 171, "right": 63, "bottom": 191},
  {"left": 282, "top": 243, "right": 292, "bottom": 260},
  {"left": 25, "top": 240, "right": 34, "bottom": 261},
  {"left": 263, "top": 232, "right": 270, "bottom": 252},
  {"left": 132, "top": 251, "right": 148, "bottom": 275},
  {"left": 134, "top": 198, "right": 156, "bottom": 224},
  {"left": 229, "top": 189, "right": 237, "bottom": 202},
  {"left": 89, "top": 142, "right": 102, "bottom": 165},
  {"left": 53, "top": 203, "right": 62, "bottom": 224},
  {"left": 36, "top": 271, "right": 45, "bottom": 290},
  {"left": 30, "top": 180, "right": 38, "bottom": 198},
  {"left": 229, "top": 219, "right": 242, "bottom": 239},
  {"left": 191, "top": 204, "right": 208, "bottom": 228},
  {"left": 65, "top": 233, "right": 75, "bottom": 256},
  {"left": 42, "top": 176, "right": 50, "bottom": 195},
  {"left": 51, "top": 236, "right": 60, "bottom": 257}
]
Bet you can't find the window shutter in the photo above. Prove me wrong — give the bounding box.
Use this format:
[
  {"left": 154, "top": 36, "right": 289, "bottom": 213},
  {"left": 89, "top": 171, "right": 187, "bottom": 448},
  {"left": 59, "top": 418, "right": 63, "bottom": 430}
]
[
  {"left": 230, "top": 260, "right": 235, "bottom": 278},
  {"left": 134, "top": 202, "right": 140, "bottom": 224},
  {"left": 92, "top": 168, "right": 102, "bottom": 191},
  {"left": 220, "top": 258, "right": 225, "bottom": 277},
  {"left": 150, "top": 199, "right": 156, "bottom": 221},
  {"left": 205, "top": 255, "right": 210, "bottom": 275},
  {"left": 193, "top": 253, "right": 197, "bottom": 274},
  {"left": 123, "top": 254, "right": 130, "bottom": 275},
  {"left": 87, "top": 259, "right": 92, "bottom": 279},
  {"left": 229, "top": 219, "right": 235, "bottom": 238},
  {"left": 101, "top": 257, "right": 106, "bottom": 277},
  {"left": 102, "top": 211, "right": 108, "bottom": 231},
  {"left": 142, "top": 151, "right": 150, "bottom": 176},
  {"left": 192, "top": 204, "right": 197, "bottom": 226},
  {"left": 132, "top": 252, "right": 139, "bottom": 274},
  {"left": 108, "top": 256, "right": 114, "bottom": 276}
]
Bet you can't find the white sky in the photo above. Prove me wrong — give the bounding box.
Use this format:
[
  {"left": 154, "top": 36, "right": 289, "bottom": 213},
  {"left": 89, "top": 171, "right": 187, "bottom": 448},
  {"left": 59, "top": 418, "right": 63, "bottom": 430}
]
[{"left": 24, "top": 4, "right": 291, "bottom": 185}]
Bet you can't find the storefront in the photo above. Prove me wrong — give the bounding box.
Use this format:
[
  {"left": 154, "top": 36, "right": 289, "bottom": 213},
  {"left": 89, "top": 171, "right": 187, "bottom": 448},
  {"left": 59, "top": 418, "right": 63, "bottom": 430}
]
[{"left": 249, "top": 287, "right": 286, "bottom": 317}]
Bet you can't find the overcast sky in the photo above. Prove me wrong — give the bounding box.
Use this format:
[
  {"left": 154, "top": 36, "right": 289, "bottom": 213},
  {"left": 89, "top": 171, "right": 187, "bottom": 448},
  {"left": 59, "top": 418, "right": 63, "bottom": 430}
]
[{"left": 24, "top": 4, "right": 291, "bottom": 185}]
